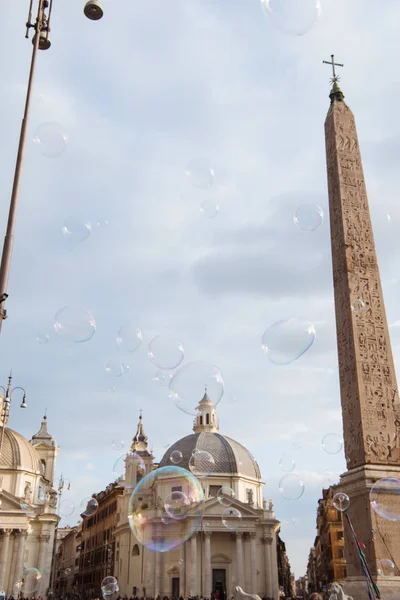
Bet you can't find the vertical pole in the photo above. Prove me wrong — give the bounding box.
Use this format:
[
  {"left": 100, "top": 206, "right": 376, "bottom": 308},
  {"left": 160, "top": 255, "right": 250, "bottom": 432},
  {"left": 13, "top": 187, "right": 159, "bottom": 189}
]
[{"left": 0, "top": 0, "right": 45, "bottom": 332}]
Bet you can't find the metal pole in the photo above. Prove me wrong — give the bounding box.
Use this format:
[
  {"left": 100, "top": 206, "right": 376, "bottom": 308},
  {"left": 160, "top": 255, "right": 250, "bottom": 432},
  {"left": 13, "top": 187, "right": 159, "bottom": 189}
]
[{"left": 0, "top": 0, "right": 45, "bottom": 331}]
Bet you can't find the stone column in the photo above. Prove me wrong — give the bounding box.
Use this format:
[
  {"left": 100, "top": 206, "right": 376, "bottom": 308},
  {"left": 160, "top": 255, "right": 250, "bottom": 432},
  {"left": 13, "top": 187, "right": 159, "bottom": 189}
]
[
  {"left": 154, "top": 545, "right": 163, "bottom": 597},
  {"left": 236, "top": 532, "right": 244, "bottom": 588},
  {"left": 263, "top": 535, "right": 273, "bottom": 597},
  {"left": 249, "top": 533, "right": 257, "bottom": 594},
  {"left": 204, "top": 531, "right": 212, "bottom": 598},
  {"left": 11, "top": 531, "right": 28, "bottom": 597},
  {"left": 0, "top": 530, "right": 12, "bottom": 590},
  {"left": 7, "top": 531, "right": 18, "bottom": 596},
  {"left": 179, "top": 543, "right": 185, "bottom": 597},
  {"left": 36, "top": 533, "right": 50, "bottom": 596},
  {"left": 270, "top": 535, "right": 279, "bottom": 600},
  {"left": 191, "top": 533, "right": 197, "bottom": 595}
]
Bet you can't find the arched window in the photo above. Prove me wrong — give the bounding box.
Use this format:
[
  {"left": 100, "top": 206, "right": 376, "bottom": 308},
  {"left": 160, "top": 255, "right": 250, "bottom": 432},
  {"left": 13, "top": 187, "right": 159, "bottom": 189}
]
[
  {"left": 200, "top": 416, "right": 203, "bottom": 425},
  {"left": 41, "top": 459, "right": 46, "bottom": 475},
  {"left": 132, "top": 544, "right": 140, "bottom": 556},
  {"left": 206, "top": 413, "right": 210, "bottom": 425}
]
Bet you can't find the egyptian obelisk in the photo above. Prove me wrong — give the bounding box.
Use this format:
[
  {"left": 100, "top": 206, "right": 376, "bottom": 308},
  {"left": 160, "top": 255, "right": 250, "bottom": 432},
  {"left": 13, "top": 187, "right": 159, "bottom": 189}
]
[{"left": 323, "top": 55, "right": 400, "bottom": 599}]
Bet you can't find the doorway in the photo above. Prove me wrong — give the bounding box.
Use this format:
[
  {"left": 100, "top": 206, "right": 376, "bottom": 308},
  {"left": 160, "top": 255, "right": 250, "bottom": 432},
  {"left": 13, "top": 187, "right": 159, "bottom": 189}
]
[
  {"left": 213, "top": 569, "right": 226, "bottom": 600},
  {"left": 172, "top": 577, "right": 179, "bottom": 598}
]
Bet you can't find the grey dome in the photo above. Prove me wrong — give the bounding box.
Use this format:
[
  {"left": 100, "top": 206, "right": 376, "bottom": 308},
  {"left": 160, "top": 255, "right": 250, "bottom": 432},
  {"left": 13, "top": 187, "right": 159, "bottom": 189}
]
[{"left": 159, "top": 432, "right": 261, "bottom": 480}]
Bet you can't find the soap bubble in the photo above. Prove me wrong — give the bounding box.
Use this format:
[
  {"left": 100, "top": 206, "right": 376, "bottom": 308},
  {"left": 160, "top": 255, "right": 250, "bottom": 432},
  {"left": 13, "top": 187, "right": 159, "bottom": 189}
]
[
  {"left": 279, "top": 455, "right": 295, "bottom": 472},
  {"left": 262, "top": 318, "right": 316, "bottom": 365},
  {"left": 59, "top": 499, "right": 75, "bottom": 517},
  {"left": 189, "top": 450, "right": 215, "bottom": 479},
  {"left": 106, "top": 360, "right": 129, "bottom": 378},
  {"left": 36, "top": 333, "right": 50, "bottom": 344},
  {"left": 37, "top": 488, "right": 47, "bottom": 504},
  {"left": 279, "top": 474, "right": 305, "bottom": 500},
  {"left": 377, "top": 558, "right": 395, "bottom": 577},
  {"left": 370, "top": 478, "right": 400, "bottom": 521},
  {"left": 200, "top": 198, "right": 220, "bottom": 218},
  {"left": 217, "top": 486, "right": 235, "bottom": 507},
  {"left": 170, "top": 450, "right": 183, "bottom": 465},
  {"left": 148, "top": 335, "right": 184, "bottom": 370},
  {"left": 101, "top": 576, "right": 119, "bottom": 596},
  {"left": 261, "top": 0, "right": 322, "bottom": 36},
  {"left": 33, "top": 122, "right": 68, "bottom": 157},
  {"left": 18, "top": 568, "right": 42, "bottom": 595},
  {"left": 164, "top": 490, "right": 191, "bottom": 520},
  {"left": 332, "top": 492, "right": 350, "bottom": 512},
  {"left": 222, "top": 507, "right": 242, "bottom": 530},
  {"left": 293, "top": 204, "right": 324, "bottom": 230},
  {"left": 61, "top": 218, "right": 91, "bottom": 242},
  {"left": 116, "top": 325, "right": 142, "bottom": 353},
  {"left": 80, "top": 497, "right": 99, "bottom": 517},
  {"left": 185, "top": 158, "right": 214, "bottom": 189},
  {"left": 321, "top": 433, "right": 343, "bottom": 455},
  {"left": 351, "top": 298, "right": 365, "bottom": 313},
  {"left": 169, "top": 361, "right": 224, "bottom": 415},
  {"left": 128, "top": 465, "right": 204, "bottom": 552},
  {"left": 54, "top": 306, "right": 96, "bottom": 343},
  {"left": 20, "top": 501, "right": 36, "bottom": 517},
  {"left": 112, "top": 440, "right": 125, "bottom": 451},
  {"left": 153, "top": 370, "right": 174, "bottom": 387},
  {"left": 113, "top": 452, "right": 146, "bottom": 487}
]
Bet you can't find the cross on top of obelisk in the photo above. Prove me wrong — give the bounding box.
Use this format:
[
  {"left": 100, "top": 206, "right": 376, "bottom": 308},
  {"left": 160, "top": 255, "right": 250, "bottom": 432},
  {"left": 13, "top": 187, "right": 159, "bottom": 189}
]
[{"left": 323, "top": 54, "right": 344, "bottom": 84}]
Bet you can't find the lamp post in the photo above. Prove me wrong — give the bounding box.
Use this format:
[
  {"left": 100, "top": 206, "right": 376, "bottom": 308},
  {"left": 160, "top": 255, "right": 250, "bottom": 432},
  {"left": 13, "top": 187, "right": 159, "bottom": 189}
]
[
  {"left": 0, "top": 372, "right": 27, "bottom": 460},
  {"left": 49, "top": 473, "right": 71, "bottom": 598},
  {"left": 0, "top": 0, "right": 103, "bottom": 334}
]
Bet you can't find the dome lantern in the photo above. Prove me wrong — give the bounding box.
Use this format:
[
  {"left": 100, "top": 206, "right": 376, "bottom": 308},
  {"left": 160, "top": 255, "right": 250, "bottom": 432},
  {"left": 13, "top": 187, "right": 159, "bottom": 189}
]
[{"left": 193, "top": 389, "right": 219, "bottom": 433}]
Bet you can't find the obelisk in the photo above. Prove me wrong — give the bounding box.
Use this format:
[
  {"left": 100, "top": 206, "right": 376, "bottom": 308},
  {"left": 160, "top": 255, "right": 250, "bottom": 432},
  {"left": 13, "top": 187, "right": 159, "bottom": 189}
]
[{"left": 323, "top": 55, "right": 400, "bottom": 599}]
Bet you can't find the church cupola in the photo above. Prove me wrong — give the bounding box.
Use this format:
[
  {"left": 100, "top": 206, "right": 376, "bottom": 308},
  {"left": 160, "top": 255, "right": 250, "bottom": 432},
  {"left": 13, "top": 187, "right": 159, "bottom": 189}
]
[
  {"left": 193, "top": 390, "right": 219, "bottom": 433},
  {"left": 30, "top": 415, "right": 59, "bottom": 485}
]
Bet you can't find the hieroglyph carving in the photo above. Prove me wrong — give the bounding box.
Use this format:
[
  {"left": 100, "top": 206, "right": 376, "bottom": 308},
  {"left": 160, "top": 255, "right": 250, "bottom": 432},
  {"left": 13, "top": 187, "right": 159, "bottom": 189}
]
[{"left": 325, "top": 99, "right": 400, "bottom": 466}]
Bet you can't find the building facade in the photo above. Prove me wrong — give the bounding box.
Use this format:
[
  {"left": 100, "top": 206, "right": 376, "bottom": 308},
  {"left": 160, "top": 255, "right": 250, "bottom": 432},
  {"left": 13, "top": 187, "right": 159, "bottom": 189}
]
[
  {"left": 276, "top": 535, "right": 292, "bottom": 598},
  {"left": 114, "top": 394, "right": 281, "bottom": 599},
  {"left": 54, "top": 526, "right": 79, "bottom": 598},
  {"left": 77, "top": 483, "right": 123, "bottom": 598},
  {"left": 0, "top": 415, "right": 59, "bottom": 598}
]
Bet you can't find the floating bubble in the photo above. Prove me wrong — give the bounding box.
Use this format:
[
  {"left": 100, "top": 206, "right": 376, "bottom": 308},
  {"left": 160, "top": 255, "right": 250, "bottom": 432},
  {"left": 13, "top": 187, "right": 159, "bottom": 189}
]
[
  {"left": 332, "top": 492, "right": 350, "bottom": 512},
  {"left": 128, "top": 465, "right": 204, "bottom": 552},
  {"left": 279, "top": 474, "right": 305, "bottom": 500},
  {"left": 321, "top": 433, "right": 343, "bottom": 455},
  {"left": 217, "top": 486, "right": 235, "bottom": 507},
  {"left": 370, "top": 478, "right": 400, "bottom": 521},
  {"left": 116, "top": 325, "right": 142, "bottom": 353},
  {"left": 170, "top": 450, "right": 183, "bottom": 465},
  {"left": 222, "top": 507, "right": 242, "bottom": 530},
  {"left": 61, "top": 217, "right": 91, "bottom": 243},
  {"left": 153, "top": 370, "right": 174, "bottom": 387},
  {"left": 377, "top": 558, "right": 395, "bottom": 577},
  {"left": 96, "top": 219, "right": 109, "bottom": 229},
  {"left": 36, "top": 333, "right": 50, "bottom": 344},
  {"left": 165, "top": 490, "right": 191, "bottom": 520},
  {"left": 200, "top": 198, "right": 220, "bottom": 219},
  {"left": 80, "top": 497, "right": 99, "bottom": 517},
  {"left": 148, "top": 335, "right": 184, "bottom": 370},
  {"left": 64, "top": 567, "right": 72, "bottom": 575},
  {"left": 279, "top": 455, "right": 295, "bottom": 472},
  {"left": 105, "top": 360, "right": 129, "bottom": 378},
  {"left": 33, "top": 122, "right": 68, "bottom": 157},
  {"left": 20, "top": 501, "right": 35, "bottom": 517},
  {"left": 169, "top": 361, "right": 224, "bottom": 415},
  {"left": 37, "top": 488, "right": 47, "bottom": 504},
  {"left": 112, "top": 440, "right": 125, "bottom": 451},
  {"left": 101, "top": 576, "right": 119, "bottom": 597},
  {"left": 262, "top": 318, "right": 316, "bottom": 365},
  {"left": 185, "top": 158, "right": 215, "bottom": 189},
  {"left": 59, "top": 499, "right": 75, "bottom": 517},
  {"left": 351, "top": 298, "right": 365, "bottom": 313},
  {"left": 108, "top": 385, "right": 116, "bottom": 393},
  {"left": 54, "top": 306, "right": 96, "bottom": 343},
  {"left": 261, "top": 0, "right": 321, "bottom": 36},
  {"left": 189, "top": 450, "right": 215, "bottom": 479},
  {"left": 293, "top": 204, "right": 324, "bottom": 230},
  {"left": 292, "top": 441, "right": 302, "bottom": 451},
  {"left": 18, "top": 568, "right": 42, "bottom": 595},
  {"left": 113, "top": 452, "right": 146, "bottom": 488}
]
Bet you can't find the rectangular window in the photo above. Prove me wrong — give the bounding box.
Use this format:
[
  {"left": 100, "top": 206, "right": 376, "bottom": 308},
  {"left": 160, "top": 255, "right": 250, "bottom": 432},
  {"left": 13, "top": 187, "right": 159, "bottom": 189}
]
[
  {"left": 206, "top": 414, "right": 210, "bottom": 424},
  {"left": 337, "top": 531, "right": 344, "bottom": 541},
  {"left": 209, "top": 486, "right": 220, "bottom": 497},
  {"left": 172, "top": 486, "right": 182, "bottom": 492}
]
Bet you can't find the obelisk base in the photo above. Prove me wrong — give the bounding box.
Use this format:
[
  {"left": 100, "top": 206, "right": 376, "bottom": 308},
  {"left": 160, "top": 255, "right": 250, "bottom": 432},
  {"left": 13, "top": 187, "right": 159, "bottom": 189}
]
[{"left": 342, "top": 576, "right": 400, "bottom": 600}]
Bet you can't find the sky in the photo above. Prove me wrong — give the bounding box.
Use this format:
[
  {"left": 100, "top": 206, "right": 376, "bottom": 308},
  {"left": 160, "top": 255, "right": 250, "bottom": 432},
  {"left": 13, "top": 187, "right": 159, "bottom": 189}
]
[{"left": 2, "top": 0, "right": 400, "bottom": 579}]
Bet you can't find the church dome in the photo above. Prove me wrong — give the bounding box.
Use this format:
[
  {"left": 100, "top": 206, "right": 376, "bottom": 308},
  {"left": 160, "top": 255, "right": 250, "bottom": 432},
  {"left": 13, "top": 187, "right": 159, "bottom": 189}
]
[
  {"left": 0, "top": 428, "right": 41, "bottom": 472},
  {"left": 159, "top": 432, "right": 262, "bottom": 480}
]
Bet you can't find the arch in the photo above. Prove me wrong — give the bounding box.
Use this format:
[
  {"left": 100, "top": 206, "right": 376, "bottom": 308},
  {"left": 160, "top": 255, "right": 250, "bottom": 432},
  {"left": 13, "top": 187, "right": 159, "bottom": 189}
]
[
  {"left": 41, "top": 459, "right": 46, "bottom": 475},
  {"left": 211, "top": 553, "right": 231, "bottom": 564},
  {"left": 132, "top": 544, "right": 140, "bottom": 556}
]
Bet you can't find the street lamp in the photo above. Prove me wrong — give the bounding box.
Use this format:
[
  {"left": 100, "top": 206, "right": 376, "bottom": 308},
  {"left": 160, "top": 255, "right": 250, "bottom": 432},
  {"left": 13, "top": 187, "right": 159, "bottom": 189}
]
[
  {"left": 0, "top": 372, "right": 27, "bottom": 460},
  {"left": 0, "top": 0, "right": 103, "bottom": 333},
  {"left": 49, "top": 474, "right": 71, "bottom": 598}
]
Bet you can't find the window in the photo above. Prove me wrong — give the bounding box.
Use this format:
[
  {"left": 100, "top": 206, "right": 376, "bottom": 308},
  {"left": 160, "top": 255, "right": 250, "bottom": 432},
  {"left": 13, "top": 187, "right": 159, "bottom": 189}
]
[
  {"left": 337, "top": 548, "right": 344, "bottom": 558},
  {"left": 206, "top": 413, "right": 210, "bottom": 424},
  {"left": 132, "top": 544, "right": 140, "bottom": 556},
  {"left": 41, "top": 460, "right": 46, "bottom": 475},
  {"left": 337, "top": 531, "right": 344, "bottom": 541},
  {"left": 172, "top": 486, "right": 182, "bottom": 492},
  {"left": 209, "top": 485, "right": 220, "bottom": 497}
]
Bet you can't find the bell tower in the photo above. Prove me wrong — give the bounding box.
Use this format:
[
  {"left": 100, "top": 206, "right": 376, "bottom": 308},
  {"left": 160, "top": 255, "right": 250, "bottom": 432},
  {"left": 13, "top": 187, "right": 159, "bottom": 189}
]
[
  {"left": 30, "top": 414, "right": 59, "bottom": 486},
  {"left": 323, "top": 55, "right": 400, "bottom": 598},
  {"left": 193, "top": 390, "right": 219, "bottom": 433}
]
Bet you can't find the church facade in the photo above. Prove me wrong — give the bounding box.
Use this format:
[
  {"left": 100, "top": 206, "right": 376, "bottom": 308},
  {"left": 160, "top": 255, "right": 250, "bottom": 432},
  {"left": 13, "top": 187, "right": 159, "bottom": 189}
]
[
  {"left": 113, "top": 394, "right": 280, "bottom": 599},
  {"left": 0, "top": 415, "right": 59, "bottom": 598}
]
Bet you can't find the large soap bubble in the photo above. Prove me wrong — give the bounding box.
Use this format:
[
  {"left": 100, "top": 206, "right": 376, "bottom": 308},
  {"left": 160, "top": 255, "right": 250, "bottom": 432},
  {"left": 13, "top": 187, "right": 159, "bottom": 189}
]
[
  {"left": 169, "top": 361, "right": 224, "bottom": 415},
  {"left": 262, "top": 317, "right": 316, "bottom": 365},
  {"left": 370, "top": 477, "right": 400, "bottom": 521},
  {"left": 128, "top": 466, "right": 204, "bottom": 552}
]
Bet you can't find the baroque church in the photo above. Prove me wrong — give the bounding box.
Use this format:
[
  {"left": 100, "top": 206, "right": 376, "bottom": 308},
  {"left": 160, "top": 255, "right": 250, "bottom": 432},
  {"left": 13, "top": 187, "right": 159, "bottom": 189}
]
[
  {"left": 114, "top": 393, "right": 280, "bottom": 599},
  {"left": 0, "top": 414, "right": 59, "bottom": 598}
]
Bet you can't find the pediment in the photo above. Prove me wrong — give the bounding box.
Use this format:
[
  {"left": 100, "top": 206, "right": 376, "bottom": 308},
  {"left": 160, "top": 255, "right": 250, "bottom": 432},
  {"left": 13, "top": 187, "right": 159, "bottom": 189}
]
[
  {"left": 211, "top": 553, "right": 231, "bottom": 564},
  {"left": 167, "top": 566, "right": 179, "bottom": 575},
  {"left": 0, "top": 490, "right": 28, "bottom": 512},
  {"left": 204, "top": 496, "right": 259, "bottom": 518}
]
